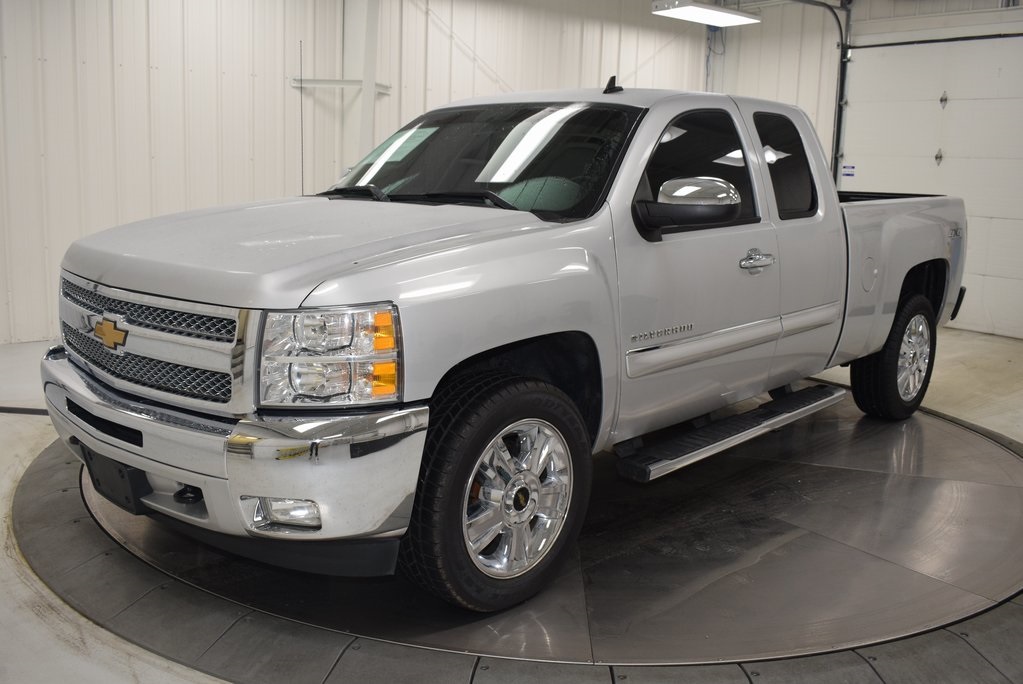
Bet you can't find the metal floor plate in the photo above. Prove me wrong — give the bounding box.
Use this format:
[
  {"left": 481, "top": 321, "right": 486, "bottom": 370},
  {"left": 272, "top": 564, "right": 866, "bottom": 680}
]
[{"left": 15, "top": 394, "right": 1023, "bottom": 672}]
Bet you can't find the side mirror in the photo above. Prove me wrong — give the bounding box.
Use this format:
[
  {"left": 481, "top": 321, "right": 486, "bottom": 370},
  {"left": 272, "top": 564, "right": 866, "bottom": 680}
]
[{"left": 633, "top": 177, "right": 742, "bottom": 241}]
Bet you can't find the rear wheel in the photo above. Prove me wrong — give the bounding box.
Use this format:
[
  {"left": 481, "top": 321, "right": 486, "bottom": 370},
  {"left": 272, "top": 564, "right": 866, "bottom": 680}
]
[
  {"left": 851, "top": 294, "right": 937, "bottom": 420},
  {"left": 399, "top": 374, "right": 591, "bottom": 612}
]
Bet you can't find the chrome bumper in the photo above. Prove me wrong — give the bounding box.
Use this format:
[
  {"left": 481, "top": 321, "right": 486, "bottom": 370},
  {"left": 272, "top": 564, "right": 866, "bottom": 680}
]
[{"left": 41, "top": 346, "right": 429, "bottom": 542}]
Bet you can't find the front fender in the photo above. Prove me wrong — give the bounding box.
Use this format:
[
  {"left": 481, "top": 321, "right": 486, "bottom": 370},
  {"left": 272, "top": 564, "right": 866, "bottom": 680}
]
[{"left": 301, "top": 208, "right": 621, "bottom": 448}]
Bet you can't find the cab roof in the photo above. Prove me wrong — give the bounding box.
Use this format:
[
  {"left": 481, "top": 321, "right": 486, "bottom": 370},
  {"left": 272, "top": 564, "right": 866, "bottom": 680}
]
[{"left": 437, "top": 88, "right": 735, "bottom": 110}]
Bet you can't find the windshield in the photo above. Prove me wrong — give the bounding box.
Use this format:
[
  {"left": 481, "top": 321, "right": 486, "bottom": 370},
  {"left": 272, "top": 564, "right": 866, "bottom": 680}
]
[{"left": 329, "top": 102, "right": 641, "bottom": 221}]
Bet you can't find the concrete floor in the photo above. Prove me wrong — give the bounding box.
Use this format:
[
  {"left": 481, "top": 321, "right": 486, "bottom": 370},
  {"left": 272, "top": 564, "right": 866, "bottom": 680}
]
[{"left": 2, "top": 327, "right": 1021, "bottom": 683}]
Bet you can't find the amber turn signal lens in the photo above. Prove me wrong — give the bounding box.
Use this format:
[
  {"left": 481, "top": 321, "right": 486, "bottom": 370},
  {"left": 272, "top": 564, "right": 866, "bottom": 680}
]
[
  {"left": 371, "top": 361, "right": 398, "bottom": 396},
  {"left": 373, "top": 311, "right": 396, "bottom": 351}
]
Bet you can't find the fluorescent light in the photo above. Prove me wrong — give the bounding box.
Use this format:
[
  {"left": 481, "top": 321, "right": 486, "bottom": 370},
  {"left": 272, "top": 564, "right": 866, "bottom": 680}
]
[
  {"left": 652, "top": 0, "right": 760, "bottom": 27},
  {"left": 477, "top": 104, "right": 586, "bottom": 183},
  {"left": 763, "top": 145, "right": 791, "bottom": 164},
  {"left": 713, "top": 149, "right": 746, "bottom": 166}
]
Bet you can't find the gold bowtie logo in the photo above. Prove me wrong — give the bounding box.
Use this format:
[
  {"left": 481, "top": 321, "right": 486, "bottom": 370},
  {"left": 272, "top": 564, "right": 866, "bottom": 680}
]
[{"left": 94, "top": 318, "right": 128, "bottom": 351}]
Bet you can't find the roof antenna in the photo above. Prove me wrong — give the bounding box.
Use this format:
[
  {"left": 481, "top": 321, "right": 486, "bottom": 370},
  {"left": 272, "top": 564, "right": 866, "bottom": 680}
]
[{"left": 603, "top": 75, "right": 624, "bottom": 94}]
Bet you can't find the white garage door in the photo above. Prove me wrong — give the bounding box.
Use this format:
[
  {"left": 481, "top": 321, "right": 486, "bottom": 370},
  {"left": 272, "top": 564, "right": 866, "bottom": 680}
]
[{"left": 839, "top": 36, "right": 1023, "bottom": 338}]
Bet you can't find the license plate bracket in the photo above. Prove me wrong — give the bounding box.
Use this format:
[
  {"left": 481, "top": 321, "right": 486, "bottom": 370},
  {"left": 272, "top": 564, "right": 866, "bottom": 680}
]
[{"left": 82, "top": 447, "right": 153, "bottom": 515}]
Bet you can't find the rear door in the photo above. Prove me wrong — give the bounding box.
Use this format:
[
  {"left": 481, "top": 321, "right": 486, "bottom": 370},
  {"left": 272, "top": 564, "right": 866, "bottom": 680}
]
[{"left": 732, "top": 99, "right": 846, "bottom": 386}]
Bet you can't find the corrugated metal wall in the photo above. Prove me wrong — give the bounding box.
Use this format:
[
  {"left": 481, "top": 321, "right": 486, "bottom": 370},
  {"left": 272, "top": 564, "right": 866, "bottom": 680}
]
[
  {"left": 0, "top": 0, "right": 347, "bottom": 343},
  {"left": 0, "top": 0, "right": 707, "bottom": 343}
]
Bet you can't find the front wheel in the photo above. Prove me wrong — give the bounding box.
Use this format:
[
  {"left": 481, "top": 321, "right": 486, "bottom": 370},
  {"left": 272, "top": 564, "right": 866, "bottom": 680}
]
[
  {"left": 851, "top": 294, "right": 937, "bottom": 420},
  {"left": 399, "top": 375, "right": 592, "bottom": 612}
]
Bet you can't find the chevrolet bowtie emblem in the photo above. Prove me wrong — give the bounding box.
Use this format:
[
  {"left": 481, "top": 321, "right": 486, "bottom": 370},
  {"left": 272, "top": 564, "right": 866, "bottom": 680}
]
[{"left": 94, "top": 318, "right": 128, "bottom": 351}]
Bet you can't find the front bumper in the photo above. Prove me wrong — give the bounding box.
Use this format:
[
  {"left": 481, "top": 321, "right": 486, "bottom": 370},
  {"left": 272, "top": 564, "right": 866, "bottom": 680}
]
[{"left": 41, "top": 346, "right": 429, "bottom": 572}]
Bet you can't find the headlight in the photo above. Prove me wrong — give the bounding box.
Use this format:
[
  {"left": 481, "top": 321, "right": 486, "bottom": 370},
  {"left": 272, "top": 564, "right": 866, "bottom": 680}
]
[{"left": 259, "top": 304, "right": 400, "bottom": 406}]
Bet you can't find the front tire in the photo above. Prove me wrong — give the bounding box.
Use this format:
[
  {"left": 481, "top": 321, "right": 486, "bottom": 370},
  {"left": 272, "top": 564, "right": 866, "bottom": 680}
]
[
  {"left": 399, "top": 374, "right": 592, "bottom": 612},
  {"left": 851, "top": 294, "right": 937, "bottom": 420}
]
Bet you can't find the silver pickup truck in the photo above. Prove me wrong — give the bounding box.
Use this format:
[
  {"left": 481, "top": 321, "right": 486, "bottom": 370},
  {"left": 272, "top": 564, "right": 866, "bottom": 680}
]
[{"left": 41, "top": 87, "right": 966, "bottom": 611}]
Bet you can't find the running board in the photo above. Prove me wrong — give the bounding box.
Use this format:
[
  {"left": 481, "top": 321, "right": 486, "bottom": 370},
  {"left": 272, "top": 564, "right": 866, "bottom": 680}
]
[{"left": 616, "top": 385, "right": 846, "bottom": 483}]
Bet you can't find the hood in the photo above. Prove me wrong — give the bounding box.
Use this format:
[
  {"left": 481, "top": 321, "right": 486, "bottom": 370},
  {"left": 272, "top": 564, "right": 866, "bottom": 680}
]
[{"left": 63, "top": 196, "right": 547, "bottom": 309}]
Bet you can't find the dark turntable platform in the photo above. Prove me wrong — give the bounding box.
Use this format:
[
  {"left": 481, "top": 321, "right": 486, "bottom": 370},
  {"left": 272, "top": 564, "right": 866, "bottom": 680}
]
[{"left": 13, "top": 393, "right": 1023, "bottom": 683}]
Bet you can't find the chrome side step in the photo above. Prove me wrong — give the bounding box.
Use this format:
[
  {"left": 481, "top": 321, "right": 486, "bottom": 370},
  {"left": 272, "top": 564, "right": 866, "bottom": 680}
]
[{"left": 616, "top": 385, "right": 846, "bottom": 483}]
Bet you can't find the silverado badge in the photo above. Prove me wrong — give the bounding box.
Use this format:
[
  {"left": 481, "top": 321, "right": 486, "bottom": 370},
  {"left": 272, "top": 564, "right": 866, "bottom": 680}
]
[{"left": 94, "top": 317, "right": 128, "bottom": 351}]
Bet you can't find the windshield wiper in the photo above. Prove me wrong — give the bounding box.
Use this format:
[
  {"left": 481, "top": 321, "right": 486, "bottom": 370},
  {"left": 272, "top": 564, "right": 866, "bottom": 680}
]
[
  {"left": 390, "top": 191, "right": 517, "bottom": 211},
  {"left": 319, "top": 185, "right": 390, "bottom": 202}
]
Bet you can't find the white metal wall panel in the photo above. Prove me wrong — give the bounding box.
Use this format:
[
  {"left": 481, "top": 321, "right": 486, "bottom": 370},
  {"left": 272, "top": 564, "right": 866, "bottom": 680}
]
[
  {"left": 0, "top": 0, "right": 707, "bottom": 343},
  {"left": 112, "top": 0, "right": 154, "bottom": 226},
  {"left": 73, "top": 0, "right": 119, "bottom": 267},
  {"left": 252, "top": 0, "right": 288, "bottom": 200},
  {"left": 150, "top": 0, "right": 187, "bottom": 217},
  {"left": 840, "top": 37, "right": 1023, "bottom": 338},
  {"left": 220, "top": 0, "right": 255, "bottom": 204},
  {"left": 40, "top": 1, "right": 83, "bottom": 335},
  {"left": 184, "top": 0, "right": 220, "bottom": 209},
  {"left": 1, "top": 0, "right": 50, "bottom": 342},
  {"left": 0, "top": 10, "right": 8, "bottom": 345}
]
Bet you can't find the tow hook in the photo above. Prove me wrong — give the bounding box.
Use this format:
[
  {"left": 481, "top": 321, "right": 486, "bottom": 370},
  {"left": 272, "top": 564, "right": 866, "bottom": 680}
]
[{"left": 173, "top": 485, "right": 203, "bottom": 505}]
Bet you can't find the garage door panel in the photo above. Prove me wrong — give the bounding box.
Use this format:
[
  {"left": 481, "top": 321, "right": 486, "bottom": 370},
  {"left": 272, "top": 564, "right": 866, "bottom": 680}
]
[
  {"left": 987, "top": 218, "right": 1023, "bottom": 280},
  {"left": 963, "top": 216, "right": 991, "bottom": 277},
  {"left": 943, "top": 99, "right": 1023, "bottom": 159},
  {"left": 845, "top": 45, "right": 948, "bottom": 102},
  {"left": 947, "top": 272, "right": 991, "bottom": 333},
  {"left": 942, "top": 39, "right": 1023, "bottom": 99},
  {"left": 847, "top": 39, "right": 1023, "bottom": 103},
  {"left": 840, "top": 37, "right": 1021, "bottom": 338},
  {"left": 842, "top": 101, "right": 941, "bottom": 156},
  {"left": 838, "top": 155, "right": 942, "bottom": 193},
  {"left": 841, "top": 155, "right": 1021, "bottom": 221},
  {"left": 940, "top": 158, "right": 1023, "bottom": 221},
  {"left": 981, "top": 275, "right": 1023, "bottom": 339},
  {"left": 947, "top": 273, "right": 1023, "bottom": 339},
  {"left": 844, "top": 98, "right": 1023, "bottom": 162}
]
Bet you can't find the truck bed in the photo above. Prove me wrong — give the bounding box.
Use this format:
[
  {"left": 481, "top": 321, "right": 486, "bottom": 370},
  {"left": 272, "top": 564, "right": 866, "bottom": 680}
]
[
  {"left": 834, "top": 194, "right": 966, "bottom": 366},
  {"left": 838, "top": 190, "right": 939, "bottom": 203}
]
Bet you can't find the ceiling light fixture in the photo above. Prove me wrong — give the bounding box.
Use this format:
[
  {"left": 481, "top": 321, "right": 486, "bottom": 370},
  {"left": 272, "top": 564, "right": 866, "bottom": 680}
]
[{"left": 652, "top": 0, "right": 760, "bottom": 27}]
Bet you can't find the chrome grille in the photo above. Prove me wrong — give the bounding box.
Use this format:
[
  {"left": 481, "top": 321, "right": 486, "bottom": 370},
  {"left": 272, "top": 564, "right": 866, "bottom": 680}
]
[
  {"left": 79, "top": 372, "right": 234, "bottom": 435},
  {"left": 62, "top": 323, "right": 233, "bottom": 403},
  {"left": 61, "top": 278, "right": 236, "bottom": 343}
]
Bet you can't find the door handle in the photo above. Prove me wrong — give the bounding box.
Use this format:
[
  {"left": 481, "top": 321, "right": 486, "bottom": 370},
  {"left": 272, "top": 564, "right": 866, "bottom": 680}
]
[{"left": 739, "top": 248, "right": 775, "bottom": 271}]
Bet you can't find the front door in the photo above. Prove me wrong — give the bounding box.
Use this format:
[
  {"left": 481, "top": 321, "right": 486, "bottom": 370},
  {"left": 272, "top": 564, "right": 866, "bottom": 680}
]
[{"left": 614, "top": 103, "right": 781, "bottom": 441}]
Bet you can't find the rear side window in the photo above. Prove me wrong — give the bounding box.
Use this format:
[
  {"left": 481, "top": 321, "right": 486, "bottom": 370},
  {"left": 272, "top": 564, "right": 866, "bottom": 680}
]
[{"left": 753, "top": 112, "right": 817, "bottom": 220}]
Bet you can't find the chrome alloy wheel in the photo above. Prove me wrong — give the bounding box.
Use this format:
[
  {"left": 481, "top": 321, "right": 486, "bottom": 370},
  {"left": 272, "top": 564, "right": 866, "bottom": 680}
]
[
  {"left": 897, "top": 313, "right": 931, "bottom": 401},
  {"left": 461, "top": 419, "right": 573, "bottom": 579}
]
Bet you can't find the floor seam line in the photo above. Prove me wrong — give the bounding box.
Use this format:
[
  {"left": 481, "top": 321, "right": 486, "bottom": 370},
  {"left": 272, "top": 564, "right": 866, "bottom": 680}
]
[
  {"left": 780, "top": 526, "right": 1005, "bottom": 607},
  {"left": 105, "top": 580, "right": 169, "bottom": 622},
  {"left": 193, "top": 609, "right": 253, "bottom": 662},
  {"left": 851, "top": 648, "right": 888, "bottom": 683},
  {"left": 319, "top": 635, "right": 357, "bottom": 684},
  {"left": 945, "top": 626, "right": 1016, "bottom": 684}
]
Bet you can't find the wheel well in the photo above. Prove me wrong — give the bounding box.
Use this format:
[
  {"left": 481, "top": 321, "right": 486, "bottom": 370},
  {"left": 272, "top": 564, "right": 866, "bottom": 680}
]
[
  {"left": 899, "top": 259, "right": 948, "bottom": 314},
  {"left": 432, "top": 332, "right": 603, "bottom": 446}
]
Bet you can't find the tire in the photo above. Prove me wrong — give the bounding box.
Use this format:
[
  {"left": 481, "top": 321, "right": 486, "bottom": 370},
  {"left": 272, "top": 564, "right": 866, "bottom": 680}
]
[
  {"left": 851, "top": 294, "right": 937, "bottom": 420},
  {"left": 399, "top": 373, "right": 592, "bottom": 612}
]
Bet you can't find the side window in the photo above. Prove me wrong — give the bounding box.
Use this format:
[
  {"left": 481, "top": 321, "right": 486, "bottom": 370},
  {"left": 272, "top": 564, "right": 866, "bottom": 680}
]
[
  {"left": 753, "top": 112, "right": 818, "bottom": 220},
  {"left": 638, "top": 109, "right": 758, "bottom": 226}
]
